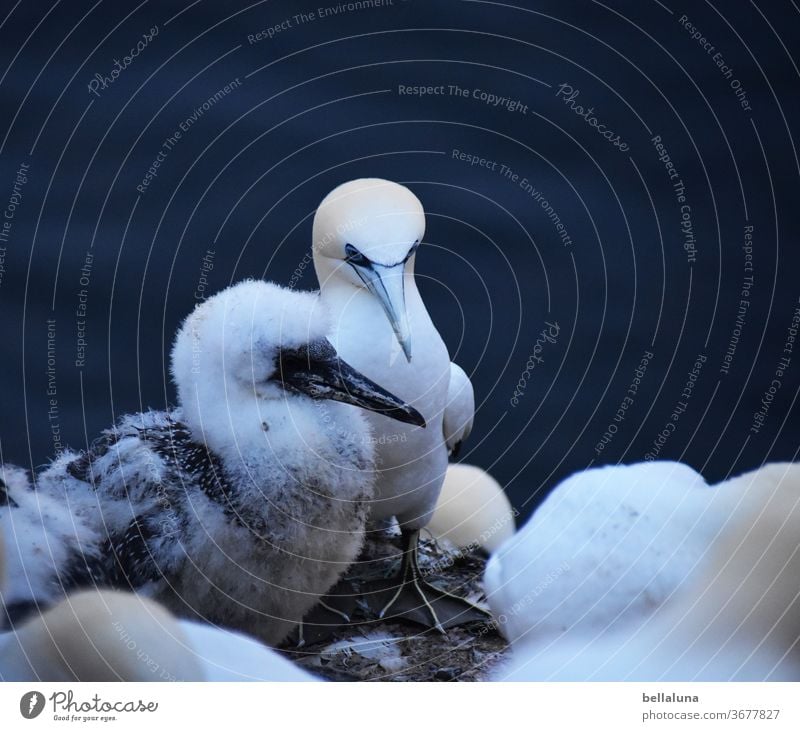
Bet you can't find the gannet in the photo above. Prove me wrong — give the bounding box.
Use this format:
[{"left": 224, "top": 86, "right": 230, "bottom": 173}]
[
  {"left": 0, "top": 280, "right": 423, "bottom": 646},
  {"left": 0, "top": 589, "right": 318, "bottom": 681},
  {"left": 494, "top": 463, "right": 800, "bottom": 680},
  {"left": 0, "top": 589, "right": 202, "bottom": 681},
  {"left": 313, "top": 178, "right": 487, "bottom": 631},
  {"left": 426, "top": 464, "right": 515, "bottom": 553},
  {"left": 484, "top": 461, "right": 723, "bottom": 654}
]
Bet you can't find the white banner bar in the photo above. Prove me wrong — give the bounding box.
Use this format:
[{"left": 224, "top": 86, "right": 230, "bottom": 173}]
[{"left": 0, "top": 682, "right": 797, "bottom": 730}]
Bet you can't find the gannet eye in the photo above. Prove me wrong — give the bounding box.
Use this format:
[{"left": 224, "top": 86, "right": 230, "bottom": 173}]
[{"left": 344, "top": 243, "right": 371, "bottom": 268}]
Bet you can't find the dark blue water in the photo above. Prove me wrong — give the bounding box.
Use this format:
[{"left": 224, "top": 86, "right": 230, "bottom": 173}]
[{"left": 0, "top": 0, "right": 798, "bottom": 520}]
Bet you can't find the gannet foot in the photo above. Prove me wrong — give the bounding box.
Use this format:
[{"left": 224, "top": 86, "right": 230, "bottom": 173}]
[
  {"left": 284, "top": 588, "right": 359, "bottom": 648},
  {"left": 295, "top": 620, "right": 306, "bottom": 649},
  {"left": 318, "top": 598, "right": 351, "bottom": 623},
  {"left": 371, "top": 529, "right": 493, "bottom": 633}
]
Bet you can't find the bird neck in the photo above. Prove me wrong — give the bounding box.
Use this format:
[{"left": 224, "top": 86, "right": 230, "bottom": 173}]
[{"left": 180, "top": 379, "right": 274, "bottom": 463}]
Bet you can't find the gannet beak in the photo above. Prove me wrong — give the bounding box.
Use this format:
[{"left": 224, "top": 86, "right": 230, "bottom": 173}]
[
  {"left": 277, "top": 341, "right": 426, "bottom": 427},
  {"left": 351, "top": 262, "right": 412, "bottom": 363}
]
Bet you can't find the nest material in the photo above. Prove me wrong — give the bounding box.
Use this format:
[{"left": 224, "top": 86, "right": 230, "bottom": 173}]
[{"left": 281, "top": 531, "right": 510, "bottom": 681}]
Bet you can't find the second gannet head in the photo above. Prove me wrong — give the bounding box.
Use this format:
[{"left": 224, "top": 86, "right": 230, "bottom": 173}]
[
  {"left": 0, "top": 590, "right": 203, "bottom": 681},
  {"left": 312, "top": 179, "right": 426, "bottom": 362},
  {"left": 171, "top": 279, "right": 425, "bottom": 456}
]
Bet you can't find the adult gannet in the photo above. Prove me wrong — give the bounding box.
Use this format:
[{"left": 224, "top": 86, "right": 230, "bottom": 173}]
[
  {"left": 484, "top": 461, "right": 721, "bottom": 653},
  {"left": 313, "top": 179, "right": 487, "bottom": 631},
  {"left": 0, "top": 589, "right": 318, "bottom": 681},
  {"left": 0, "top": 280, "right": 423, "bottom": 646},
  {"left": 494, "top": 463, "right": 800, "bottom": 680}
]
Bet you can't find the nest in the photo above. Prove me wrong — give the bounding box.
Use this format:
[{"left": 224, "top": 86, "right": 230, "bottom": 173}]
[{"left": 281, "top": 531, "right": 510, "bottom": 681}]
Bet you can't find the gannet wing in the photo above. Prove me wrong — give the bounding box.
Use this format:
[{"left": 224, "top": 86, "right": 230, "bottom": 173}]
[{"left": 443, "top": 362, "right": 474, "bottom": 459}]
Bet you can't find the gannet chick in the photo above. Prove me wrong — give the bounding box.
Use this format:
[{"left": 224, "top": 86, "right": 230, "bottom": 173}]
[
  {"left": 0, "top": 589, "right": 318, "bottom": 681},
  {"left": 0, "top": 590, "right": 202, "bottom": 681},
  {"left": 0, "top": 463, "right": 100, "bottom": 622},
  {"left": 426, "top": 464, "right": 515, "bottom": 553},
  {"left": 313, "top": 178, "right": 487, "bottom": 631},
  {"left": 496, "top": 463, "right": 800, "bottom": 680},
  {"left": 0, "top": 280, "right": 424, "bottom": 645},
  {"left": 484, "top": 462, "right": 719, "bottom": 654}
]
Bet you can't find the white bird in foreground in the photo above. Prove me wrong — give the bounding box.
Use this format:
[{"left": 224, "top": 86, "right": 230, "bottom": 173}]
[
  {"left": 484, "top": 461, "right": 721, "bottom": 655},
  {"left": 313, "top": 178, "right": 486, "bottom": 631},
  {"left": 426, "top": 464, "right": 516, "bottom": 554},
  {"left": 494, "top": 463, "right": 800, "bottom": 680},
  {"left": 0, "top": 589, "right": 317, "bottom": 681},
  {"left": 0, "top": 280, "right": 423, "bottom": 646}
]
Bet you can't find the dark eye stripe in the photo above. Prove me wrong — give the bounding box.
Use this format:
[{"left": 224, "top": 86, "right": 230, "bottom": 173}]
[
  {"left": 345, "top": 243, "right": 371, "bottom": 268},
  {"left": 274, "top": 339, "right": 337, "bottom": 381},
  {"left": 346, "top": 241, "right": 420, "bottom": 267}
]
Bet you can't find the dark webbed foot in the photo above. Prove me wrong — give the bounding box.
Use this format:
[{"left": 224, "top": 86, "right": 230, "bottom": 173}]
[{"left": 368, "top": 529, "right": 493, "bottom": 633}]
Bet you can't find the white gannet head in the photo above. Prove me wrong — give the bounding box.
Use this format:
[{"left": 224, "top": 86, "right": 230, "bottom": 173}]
[
  {"left": 171, "top": 280, "right": 425, "bottom": 448},
  {"left": 312, "top": 179, "right": 426, "bottom": 362}
]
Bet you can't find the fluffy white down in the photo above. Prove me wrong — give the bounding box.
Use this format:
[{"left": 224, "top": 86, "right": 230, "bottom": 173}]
[
  {"left": 171, "top": 278, "right": 329, "bottom": 460},
  {"left": 495, "top": 463, "right": 800, "bottom": 681},
  {"left": 425, "top": 464, "right": 515, "bottom": 553},
  {"left": 484, "top": 461, "right": 721, "bottom": 653},
  {"left": 167, "top": 280, "right": 377, "bottom": 643},
  {"left": 0, "top": 464, "right": 100, "bottom": 607},
  {"left": 0, "top": 589, "right": 318, "bottom": 681}
]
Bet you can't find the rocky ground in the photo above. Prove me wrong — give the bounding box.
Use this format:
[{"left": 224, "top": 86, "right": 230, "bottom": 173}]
[{"left": 280, "top": 531, "right": 510, "bottom": 681}]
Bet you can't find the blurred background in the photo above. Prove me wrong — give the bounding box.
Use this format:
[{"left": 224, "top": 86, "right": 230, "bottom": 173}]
[{"left": 0, "top": 0, "right": 797, "bottom": 520}]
